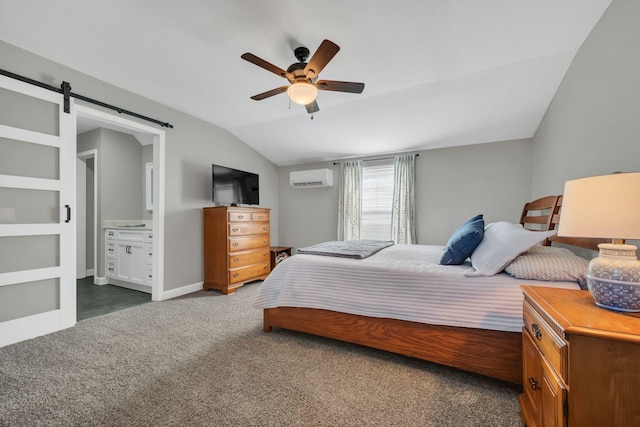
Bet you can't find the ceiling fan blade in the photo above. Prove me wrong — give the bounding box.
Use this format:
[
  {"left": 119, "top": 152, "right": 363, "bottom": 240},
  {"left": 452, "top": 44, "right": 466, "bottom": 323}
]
[
  {"left": 316, "top": 80, "right": 365, "bottom": 94},
  {"left": 241, "top": 53, "right": 293, "bottom": 80},
  {"left": 250, "top": 86, "right": 288, "bottom": 100},
  {"left": 305, "top": 100, "right": 319, "bottom": 114},
  {"left": 304, "top": 39, "right": 340, "bottom": 79}
]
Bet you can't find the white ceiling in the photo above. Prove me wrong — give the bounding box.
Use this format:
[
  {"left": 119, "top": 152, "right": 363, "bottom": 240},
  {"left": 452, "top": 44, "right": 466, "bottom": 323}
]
[{"left": 0, "top": 0, "right": 611, "bottom": 166}]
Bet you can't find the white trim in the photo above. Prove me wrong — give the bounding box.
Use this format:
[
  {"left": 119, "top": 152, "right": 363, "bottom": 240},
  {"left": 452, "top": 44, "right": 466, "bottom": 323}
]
[
  {"left": 75, "top": 104, "right": 165, "bottom": 302},
  {"left": 0, "top": 267, "right": 60, "bottom": 287},
  {"left": 0, "top": 310, "right": 64, "bottom": 348},
  {"left": 0, "top": 124, "right": 60, "bottom": 147},
  {"left": 159, "top": 281, "right": 204, "bottom": 301},
  {"left": 77, "top": 149, "right": 98, "bottom": 283},
  {"left": 151, "top": 132, "right": 165, "bottom": 302},
  {"left": 58, "top": 90, "right": 77, "bottom": 330},
  {"left": 76, "top": 157, "right": 86, "bottom": 278},
  {"left": 0, "top": 223, "right": 61, "bottom": 237},
  {"left": 94, "top": 276, "right": 109, "bottom": 285},
  {"left": 0, "top": 174, "right": 60, "bottom": 191}
]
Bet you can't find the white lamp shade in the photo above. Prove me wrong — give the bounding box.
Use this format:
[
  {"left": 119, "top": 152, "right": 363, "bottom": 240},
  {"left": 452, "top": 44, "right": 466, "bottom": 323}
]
[
  {"left": 287, "top": 82, "right": 318, "bottom": 105},
  {"left": 558, "top": 172, "right": 640, "bottom": 240}
]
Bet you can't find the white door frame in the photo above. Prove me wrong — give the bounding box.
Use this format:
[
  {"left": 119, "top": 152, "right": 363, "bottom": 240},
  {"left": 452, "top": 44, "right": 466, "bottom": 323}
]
[
  {"left": 77, "top": 149, "right": 98, "bottom": 279},
  {"left": 75, "top": 104, "right": 165, "bottom": 302},
  {"left": 76, "top": 157, "right": 86, "bottom": 278}
]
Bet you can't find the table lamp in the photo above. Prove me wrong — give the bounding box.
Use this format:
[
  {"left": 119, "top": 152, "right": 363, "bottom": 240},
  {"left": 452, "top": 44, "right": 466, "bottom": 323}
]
[{"left": 557, "top": 172, "right": 640, "bottom": 312}]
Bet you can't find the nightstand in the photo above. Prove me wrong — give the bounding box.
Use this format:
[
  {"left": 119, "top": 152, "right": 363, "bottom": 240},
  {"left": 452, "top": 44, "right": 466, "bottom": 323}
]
[
  {"left": 519, "top": 286, "right": 640, "bottom": 427},
  {"left": 269, "top": 246, "right": 292, "bottom": 271}
]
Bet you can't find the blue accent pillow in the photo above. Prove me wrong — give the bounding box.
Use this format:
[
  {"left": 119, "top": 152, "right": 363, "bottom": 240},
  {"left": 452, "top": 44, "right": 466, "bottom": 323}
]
[{"left": 440, "top": 214, "right": 485, "bottom": 265}]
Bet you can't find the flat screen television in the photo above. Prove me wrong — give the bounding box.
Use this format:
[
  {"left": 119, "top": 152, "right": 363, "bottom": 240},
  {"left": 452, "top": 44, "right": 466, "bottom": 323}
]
[{"left": 212, "top": 164, "right": 259, "bottom": 206}]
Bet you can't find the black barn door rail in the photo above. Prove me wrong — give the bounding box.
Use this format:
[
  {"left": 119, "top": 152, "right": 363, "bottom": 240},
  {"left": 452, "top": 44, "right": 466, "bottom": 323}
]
[{"left": 0, "top": 68, "right": 173, "bottom": 129}]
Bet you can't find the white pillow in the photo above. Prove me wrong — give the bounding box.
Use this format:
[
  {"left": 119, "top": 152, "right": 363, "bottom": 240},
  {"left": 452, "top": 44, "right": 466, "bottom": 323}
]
[{"left": 465, "top": 222, "right": 557, "bottom": 277}]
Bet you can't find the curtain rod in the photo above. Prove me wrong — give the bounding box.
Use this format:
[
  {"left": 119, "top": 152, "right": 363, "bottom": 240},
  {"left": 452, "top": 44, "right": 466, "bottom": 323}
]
[
  {"left": 0, "top": 68, "right": 174, "bottom": 129},
  {"left": 332, "top": 153, "right": 419, "bottom": 165}
]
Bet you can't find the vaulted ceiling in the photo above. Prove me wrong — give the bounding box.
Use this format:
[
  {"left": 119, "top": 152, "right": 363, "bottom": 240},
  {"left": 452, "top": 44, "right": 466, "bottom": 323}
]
[{"left": 0, "top": 0, "right": 612, "bottom": 166}]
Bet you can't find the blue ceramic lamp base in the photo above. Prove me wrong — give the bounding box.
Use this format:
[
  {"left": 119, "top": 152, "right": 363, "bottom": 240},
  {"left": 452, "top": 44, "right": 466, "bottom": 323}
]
[{"left": 586, "top": 243, "right": 640, "bottom": 312}]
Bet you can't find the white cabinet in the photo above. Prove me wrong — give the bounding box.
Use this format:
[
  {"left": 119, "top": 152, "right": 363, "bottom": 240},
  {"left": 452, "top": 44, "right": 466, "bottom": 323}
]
[{"left": 105, "top": 228, "right": 152, "bottom": 293}]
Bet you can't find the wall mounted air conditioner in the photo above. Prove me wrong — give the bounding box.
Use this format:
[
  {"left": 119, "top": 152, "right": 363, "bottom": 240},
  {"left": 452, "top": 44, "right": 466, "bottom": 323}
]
[{"left": 289, "top": 168, "right": 333, "bottom": 188}]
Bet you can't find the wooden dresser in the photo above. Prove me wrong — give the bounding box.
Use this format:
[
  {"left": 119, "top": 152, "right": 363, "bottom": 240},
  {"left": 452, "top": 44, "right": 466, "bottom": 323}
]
[
  {"left": 203, "top": 206, "right": 271, "bottom": 294},
  {"left": 519, "top": 286, "right": 640, "bottom": 427}
]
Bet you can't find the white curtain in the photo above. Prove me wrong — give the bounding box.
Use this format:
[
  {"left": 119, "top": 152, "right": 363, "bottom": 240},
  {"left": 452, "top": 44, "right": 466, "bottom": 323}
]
[
  {"left": 391, "top": 154, "right": 416, "bottom": 244},
  {"left": 337, "top": 160, "right": 363, "bottom": 241}
]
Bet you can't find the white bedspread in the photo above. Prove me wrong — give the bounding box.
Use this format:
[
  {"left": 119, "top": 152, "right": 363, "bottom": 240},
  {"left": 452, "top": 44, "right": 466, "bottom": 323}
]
[{"left": 253, "top": 244, "right": 581, "bottom": 333}]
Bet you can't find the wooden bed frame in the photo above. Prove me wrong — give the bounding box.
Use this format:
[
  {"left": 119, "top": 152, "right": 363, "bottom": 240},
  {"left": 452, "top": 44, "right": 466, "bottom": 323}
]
[{"left": 262, "top": 196, "right": 605, "bottom": 386}]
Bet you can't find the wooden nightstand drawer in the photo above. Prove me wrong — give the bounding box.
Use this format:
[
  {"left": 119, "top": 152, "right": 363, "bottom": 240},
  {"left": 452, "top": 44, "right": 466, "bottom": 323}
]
[
  {"left": 228, "top": 222, "right": 270, "bottom": 236},
  {"left": 229, "top": 249, "right": 270, "bottom": 267},
  {"left": 229, "top": 263, "right": 270, "bottom": 284},
  {"left": 523, "top": 299, "right": 567, "bottom": 380},
  {"left": 228, "top": 211, "right": 252, "bottom": 222},
  {"left": 520, "top": 286, "right": 640, "bottom": 427},
  {"left": 228, "top": 235, "right": 270, "bottom": 252}
]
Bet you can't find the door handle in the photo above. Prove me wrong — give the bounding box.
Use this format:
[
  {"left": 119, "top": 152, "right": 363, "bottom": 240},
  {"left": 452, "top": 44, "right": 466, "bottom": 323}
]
[{"left": 65, "top": 205, "right": 71, "bottom": 223}]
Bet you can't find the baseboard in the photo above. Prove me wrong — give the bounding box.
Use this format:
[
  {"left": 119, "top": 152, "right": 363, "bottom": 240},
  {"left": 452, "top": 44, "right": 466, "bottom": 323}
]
[
  {"left": 86, "top": 269, "right": 95, "bottom": 276},
  {"left": 94, "top": 276, "right": 109, "bottom": 286},
  {"left": 159, "top": 281, "right": 204, "bottom": 301}
]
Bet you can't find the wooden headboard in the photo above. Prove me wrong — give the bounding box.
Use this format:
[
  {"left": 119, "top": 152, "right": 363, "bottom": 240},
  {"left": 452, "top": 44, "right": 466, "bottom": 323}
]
[{"left": 519, "top": 195, "right": 605, "bottom": 251}]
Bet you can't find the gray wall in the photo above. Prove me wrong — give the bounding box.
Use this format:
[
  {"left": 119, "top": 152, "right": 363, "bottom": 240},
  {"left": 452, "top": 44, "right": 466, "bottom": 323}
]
[
  {"left": 77, "top": 128, "right": 144, "bottom": 277},
  {"left": 531, "top": 0, "right": 639, "bottom": 195},
  {"left": 1, "top": 40, "right": 279, "bottom": 297},
  {"left": 278, "top": 139, "right": 532, "bottom": 251}
]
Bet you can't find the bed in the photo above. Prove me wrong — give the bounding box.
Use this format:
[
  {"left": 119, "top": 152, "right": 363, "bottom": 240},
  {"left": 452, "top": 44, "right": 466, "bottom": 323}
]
[{"left": 253, "top": 196, "right": 604, "bottom": 385}]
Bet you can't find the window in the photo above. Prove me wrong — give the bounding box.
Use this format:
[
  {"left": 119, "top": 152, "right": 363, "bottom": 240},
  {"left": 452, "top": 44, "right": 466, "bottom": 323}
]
[{"left": 360, "top": 160, "right": 394, "bottom": 240}]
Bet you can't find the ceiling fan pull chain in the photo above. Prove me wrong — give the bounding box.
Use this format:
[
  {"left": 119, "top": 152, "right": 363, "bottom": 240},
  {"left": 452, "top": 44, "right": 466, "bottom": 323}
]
[{"left": 310, "top": 113, "right": 314, "bottom": 120}]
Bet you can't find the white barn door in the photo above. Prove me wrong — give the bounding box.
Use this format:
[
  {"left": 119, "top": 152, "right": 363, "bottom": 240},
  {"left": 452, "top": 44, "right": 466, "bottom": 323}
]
[{"left": 0, "top": 74, "right": 76, "bottom": 347}]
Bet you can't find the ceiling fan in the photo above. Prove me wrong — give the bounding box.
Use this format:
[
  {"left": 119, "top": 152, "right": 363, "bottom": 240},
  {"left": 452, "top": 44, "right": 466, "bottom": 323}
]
[{"left": 241, "top": 39, "right": 365, "bottom": 115}]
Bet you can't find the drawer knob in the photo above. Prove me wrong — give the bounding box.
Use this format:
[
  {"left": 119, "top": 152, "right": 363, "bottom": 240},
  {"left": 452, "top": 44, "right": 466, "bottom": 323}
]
[
  {"left": 531, "top": 323, "right": 542, "bottom": 340},
  {"left": 233, "top": 257, "right": 239, "bottom": 263},
  {"left": 528, "top": 377, "right": 539, "bottom": 391},
  {"left": 232, "top": 273, "right": 239, "bottom": 278},
  {"left": 238, "top": 215, "right": 244, "bottom": 219},
  {"left": 232, "top": 227, "right": 239, "bottom": 232},
  {"left": 233, "top": 242, "right": 239, "bottom": 247}
]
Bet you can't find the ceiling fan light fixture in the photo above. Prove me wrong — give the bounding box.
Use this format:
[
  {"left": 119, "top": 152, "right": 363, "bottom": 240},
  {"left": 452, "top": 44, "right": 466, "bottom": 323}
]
[{"left": 287, "top": 82, "right": 318, "bottom": 105}]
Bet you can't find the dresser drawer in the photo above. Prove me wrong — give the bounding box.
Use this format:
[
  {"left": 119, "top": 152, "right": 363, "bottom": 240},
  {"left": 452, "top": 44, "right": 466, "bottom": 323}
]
[
  {"left": 228, "top": 235, "right": 270, "bottom": 252},
  {"left": 229, "top": 222, "right": 270, "bottom": 236},
  {"left": 228, "top": 211, "right": 252, "bottom": 222},
  {"left": 229, "top": 249, "right": 270, "bottom": 268},
  {"left": 252, "top": 212, "right": 269, "bottom": 222},
  {"left": 523, "top": 299, "right": 568, "bottom": 381},
  {"left": 229, "top": 262, "right": 270, "bottom": 284}
]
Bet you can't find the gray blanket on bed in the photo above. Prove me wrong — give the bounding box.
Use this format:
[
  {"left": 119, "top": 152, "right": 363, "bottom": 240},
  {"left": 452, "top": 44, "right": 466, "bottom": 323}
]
[{"left": 297, "top": 240, "right": 394, "bottom": 259}]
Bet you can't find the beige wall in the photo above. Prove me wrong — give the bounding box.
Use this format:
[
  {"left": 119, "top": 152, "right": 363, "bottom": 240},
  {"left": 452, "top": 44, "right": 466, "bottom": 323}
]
[{"left": 278, "top": 139, "right": 532, "bottom": 251}]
